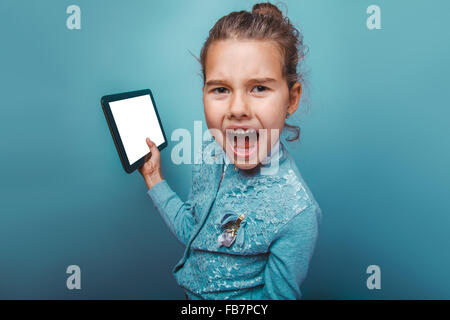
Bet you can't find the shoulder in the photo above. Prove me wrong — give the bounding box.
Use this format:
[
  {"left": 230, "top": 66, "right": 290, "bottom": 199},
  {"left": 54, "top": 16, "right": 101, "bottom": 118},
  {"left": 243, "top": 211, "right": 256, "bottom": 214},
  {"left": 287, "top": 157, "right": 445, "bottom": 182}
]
[
  {"left": 190, "top": 138, "right": 223, "bottom": 197},
  {"left": 254, "top": 147, "right": 322, "bottom": 231},
  {"left": 285, "top": 151, "right": 322, "bottom": 222},
  {"left": 192, "top": 138, "right": 223, "bottom": 170}
]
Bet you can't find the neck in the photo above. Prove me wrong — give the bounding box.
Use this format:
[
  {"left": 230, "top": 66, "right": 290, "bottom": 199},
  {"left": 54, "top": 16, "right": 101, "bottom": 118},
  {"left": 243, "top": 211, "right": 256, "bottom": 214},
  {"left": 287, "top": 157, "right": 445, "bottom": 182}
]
[{"left": 260, "top": 139, "right": 282, "bottom": 166}]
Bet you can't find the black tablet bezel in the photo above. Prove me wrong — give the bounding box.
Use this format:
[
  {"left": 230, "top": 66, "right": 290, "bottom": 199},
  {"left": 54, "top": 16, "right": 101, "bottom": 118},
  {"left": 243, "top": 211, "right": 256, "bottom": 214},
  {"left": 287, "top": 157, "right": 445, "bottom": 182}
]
[{"left": 101, "top": 89, "right": 168, "bottom": 174}]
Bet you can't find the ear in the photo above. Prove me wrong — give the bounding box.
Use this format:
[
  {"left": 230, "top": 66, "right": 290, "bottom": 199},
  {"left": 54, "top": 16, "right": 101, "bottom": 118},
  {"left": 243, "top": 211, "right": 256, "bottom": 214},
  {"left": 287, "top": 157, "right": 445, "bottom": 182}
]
[{"left": 287, "top": 82, "right": 302, "bottom": 116}]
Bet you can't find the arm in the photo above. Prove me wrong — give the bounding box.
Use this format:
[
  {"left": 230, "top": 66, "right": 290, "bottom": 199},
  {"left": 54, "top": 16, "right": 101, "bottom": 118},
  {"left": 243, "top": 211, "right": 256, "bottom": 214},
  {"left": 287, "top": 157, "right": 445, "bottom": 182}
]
[
  {"left": 259, "top": 204, "right": 321, "bottom": 300},
  {"left": 147, "top": 179, "right": 198, "bottom": 246}
]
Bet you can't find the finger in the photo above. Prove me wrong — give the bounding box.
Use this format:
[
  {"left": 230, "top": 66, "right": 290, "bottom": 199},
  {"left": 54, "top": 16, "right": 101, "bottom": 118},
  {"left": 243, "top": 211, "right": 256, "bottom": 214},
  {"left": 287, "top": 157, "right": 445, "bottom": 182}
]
[
  {"left": 146, "top": 138, "right": 153, "bottom": 149},
  {"left": 146, "top": 138, "right": 158, "bottom": 153}
]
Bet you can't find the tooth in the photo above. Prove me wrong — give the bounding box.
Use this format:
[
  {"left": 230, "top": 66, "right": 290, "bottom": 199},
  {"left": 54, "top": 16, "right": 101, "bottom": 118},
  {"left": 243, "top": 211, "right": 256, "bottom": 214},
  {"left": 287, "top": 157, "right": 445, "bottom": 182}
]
[{"left": 226, "top": 128, "right": 259, "bottom": 140}]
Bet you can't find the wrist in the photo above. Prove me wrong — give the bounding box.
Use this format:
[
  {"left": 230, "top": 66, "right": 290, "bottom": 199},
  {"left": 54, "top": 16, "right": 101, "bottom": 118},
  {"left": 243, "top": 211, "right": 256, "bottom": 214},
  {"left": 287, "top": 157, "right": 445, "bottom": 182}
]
[{"left": 145, "top": 172, "right": 164, "bottom": 190}]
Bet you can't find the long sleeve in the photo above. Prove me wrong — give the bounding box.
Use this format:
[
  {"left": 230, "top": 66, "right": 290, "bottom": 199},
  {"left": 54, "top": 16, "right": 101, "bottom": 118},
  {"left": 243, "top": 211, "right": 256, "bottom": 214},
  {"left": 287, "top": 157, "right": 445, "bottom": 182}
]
[
  {"left": 147, "top": 179, "right": 198, "bottom": 246},
  {"left": 258, "top": 204, "right": 321, "bottom": 300}
]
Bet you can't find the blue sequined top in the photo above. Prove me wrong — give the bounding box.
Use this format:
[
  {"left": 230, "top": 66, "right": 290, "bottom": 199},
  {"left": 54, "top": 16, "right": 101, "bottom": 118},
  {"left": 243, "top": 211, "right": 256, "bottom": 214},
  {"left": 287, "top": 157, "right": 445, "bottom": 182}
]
[{"left": 147, "top": 138, "right": 322, "bottom": 300}]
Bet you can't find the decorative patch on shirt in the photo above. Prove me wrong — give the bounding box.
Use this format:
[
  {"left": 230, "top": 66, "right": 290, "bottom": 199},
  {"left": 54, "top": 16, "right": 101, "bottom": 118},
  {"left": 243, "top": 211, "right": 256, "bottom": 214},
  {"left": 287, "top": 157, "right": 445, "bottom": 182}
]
[{"left": 217, "top": 210, "right": 246, "bottom": 248}]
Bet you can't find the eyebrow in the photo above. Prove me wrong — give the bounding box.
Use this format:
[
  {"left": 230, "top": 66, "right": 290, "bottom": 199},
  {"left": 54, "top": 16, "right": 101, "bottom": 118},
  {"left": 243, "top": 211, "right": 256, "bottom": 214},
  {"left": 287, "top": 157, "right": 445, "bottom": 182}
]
[{"left": 205, "top": 77, "right": 277, "bottom": 87}]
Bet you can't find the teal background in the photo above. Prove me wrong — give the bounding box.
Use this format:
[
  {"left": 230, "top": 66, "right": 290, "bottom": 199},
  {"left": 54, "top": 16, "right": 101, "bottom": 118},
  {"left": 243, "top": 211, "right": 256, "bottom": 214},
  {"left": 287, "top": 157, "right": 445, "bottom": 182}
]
[{"left": 1, "top": 0, "right": 449, "bottom": 299}]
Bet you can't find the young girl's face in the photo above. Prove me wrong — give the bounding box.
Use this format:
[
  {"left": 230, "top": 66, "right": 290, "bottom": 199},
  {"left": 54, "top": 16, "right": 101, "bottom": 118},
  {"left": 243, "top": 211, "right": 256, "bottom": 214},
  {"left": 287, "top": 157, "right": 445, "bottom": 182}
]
[{"left": 203, "top": 39, "right": 301, "bottom": 170}]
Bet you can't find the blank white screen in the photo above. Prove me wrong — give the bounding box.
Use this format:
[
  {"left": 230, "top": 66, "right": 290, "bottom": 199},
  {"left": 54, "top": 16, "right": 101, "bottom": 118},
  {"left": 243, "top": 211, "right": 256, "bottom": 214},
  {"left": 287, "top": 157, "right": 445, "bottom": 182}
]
[{"left": 109, "top": 95, "right": 165, "bottom": 165}]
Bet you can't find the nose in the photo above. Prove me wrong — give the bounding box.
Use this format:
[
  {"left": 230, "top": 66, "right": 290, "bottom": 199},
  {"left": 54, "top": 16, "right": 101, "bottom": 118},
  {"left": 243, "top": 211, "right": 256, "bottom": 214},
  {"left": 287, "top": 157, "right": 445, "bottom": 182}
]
[{"left": 227, "top": 90, "right": 250, "bottom": 119}]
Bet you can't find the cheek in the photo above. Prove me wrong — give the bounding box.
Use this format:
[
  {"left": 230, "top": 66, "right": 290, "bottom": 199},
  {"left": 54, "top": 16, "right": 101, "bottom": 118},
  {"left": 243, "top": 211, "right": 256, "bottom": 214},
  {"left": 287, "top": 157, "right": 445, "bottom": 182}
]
[
  {"left": 257, "top": 100, "right": 287, "bottom": 130},
  {"left": 204, "top": 96, "right": 224, "bottom": 129}
]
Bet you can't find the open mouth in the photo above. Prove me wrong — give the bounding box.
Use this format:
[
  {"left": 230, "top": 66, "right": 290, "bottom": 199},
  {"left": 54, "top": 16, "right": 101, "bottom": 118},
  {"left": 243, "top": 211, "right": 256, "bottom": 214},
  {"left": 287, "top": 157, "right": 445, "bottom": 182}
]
[{"left": 225, "top": 128, "right": 260, "bottom": 158}]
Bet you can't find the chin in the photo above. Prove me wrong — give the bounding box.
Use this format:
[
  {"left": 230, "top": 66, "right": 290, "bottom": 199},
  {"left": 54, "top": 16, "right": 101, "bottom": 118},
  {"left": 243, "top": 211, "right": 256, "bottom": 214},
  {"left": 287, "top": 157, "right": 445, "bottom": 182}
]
[{"left": 234, "top": 161, "right": 260, "bottom": 171}]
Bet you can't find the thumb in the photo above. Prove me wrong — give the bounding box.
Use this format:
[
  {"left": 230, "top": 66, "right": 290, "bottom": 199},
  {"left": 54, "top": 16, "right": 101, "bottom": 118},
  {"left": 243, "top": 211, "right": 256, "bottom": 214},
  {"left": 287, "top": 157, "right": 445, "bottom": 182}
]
[{"left": 146, "top": 138, "right": 159, "bottom": 154}]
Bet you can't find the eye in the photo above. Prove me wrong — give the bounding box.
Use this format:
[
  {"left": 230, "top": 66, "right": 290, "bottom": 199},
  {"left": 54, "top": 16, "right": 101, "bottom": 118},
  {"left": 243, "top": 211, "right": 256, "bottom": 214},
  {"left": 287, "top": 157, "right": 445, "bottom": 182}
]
[
  {"left": 212, "top": 87, "right": 229, "bottom": 94},
  {"left": 252, "top": 85, "right": 268, "bottom": 93}
]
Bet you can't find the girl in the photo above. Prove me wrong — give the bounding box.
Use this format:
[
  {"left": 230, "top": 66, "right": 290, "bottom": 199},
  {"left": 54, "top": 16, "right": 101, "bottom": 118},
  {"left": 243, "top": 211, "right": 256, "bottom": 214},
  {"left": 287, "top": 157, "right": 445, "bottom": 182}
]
[{"left": 139, "top": 2, "right": 322, "bottom": 300}]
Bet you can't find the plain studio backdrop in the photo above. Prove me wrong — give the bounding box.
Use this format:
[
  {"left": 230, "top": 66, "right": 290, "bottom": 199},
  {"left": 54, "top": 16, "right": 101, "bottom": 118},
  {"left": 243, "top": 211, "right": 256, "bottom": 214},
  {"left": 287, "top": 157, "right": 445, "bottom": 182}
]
[{"left": 0, "top": 0, "right": 449, "bottom": 299}]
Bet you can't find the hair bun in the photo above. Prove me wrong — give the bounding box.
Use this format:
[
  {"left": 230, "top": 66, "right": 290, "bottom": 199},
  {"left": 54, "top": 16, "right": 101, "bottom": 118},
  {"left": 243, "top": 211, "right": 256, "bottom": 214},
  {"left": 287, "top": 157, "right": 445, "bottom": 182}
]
[{"left": 252, "top": 2, "right": 283, "bottom": 20}]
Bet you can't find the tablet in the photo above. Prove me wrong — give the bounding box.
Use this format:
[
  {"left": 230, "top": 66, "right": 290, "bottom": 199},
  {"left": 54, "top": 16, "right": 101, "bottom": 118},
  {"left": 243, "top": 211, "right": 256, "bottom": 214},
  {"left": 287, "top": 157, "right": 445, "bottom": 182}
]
[{"left": 101, "top": 89, "right": 168, "bottom": 173}]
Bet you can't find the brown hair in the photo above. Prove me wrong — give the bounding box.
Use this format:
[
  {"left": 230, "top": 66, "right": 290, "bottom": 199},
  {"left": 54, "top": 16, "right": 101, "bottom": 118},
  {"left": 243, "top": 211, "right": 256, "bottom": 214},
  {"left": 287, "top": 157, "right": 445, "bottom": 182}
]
[{"left": 195, "top": 1, "right": 308, "bottom": 142}]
